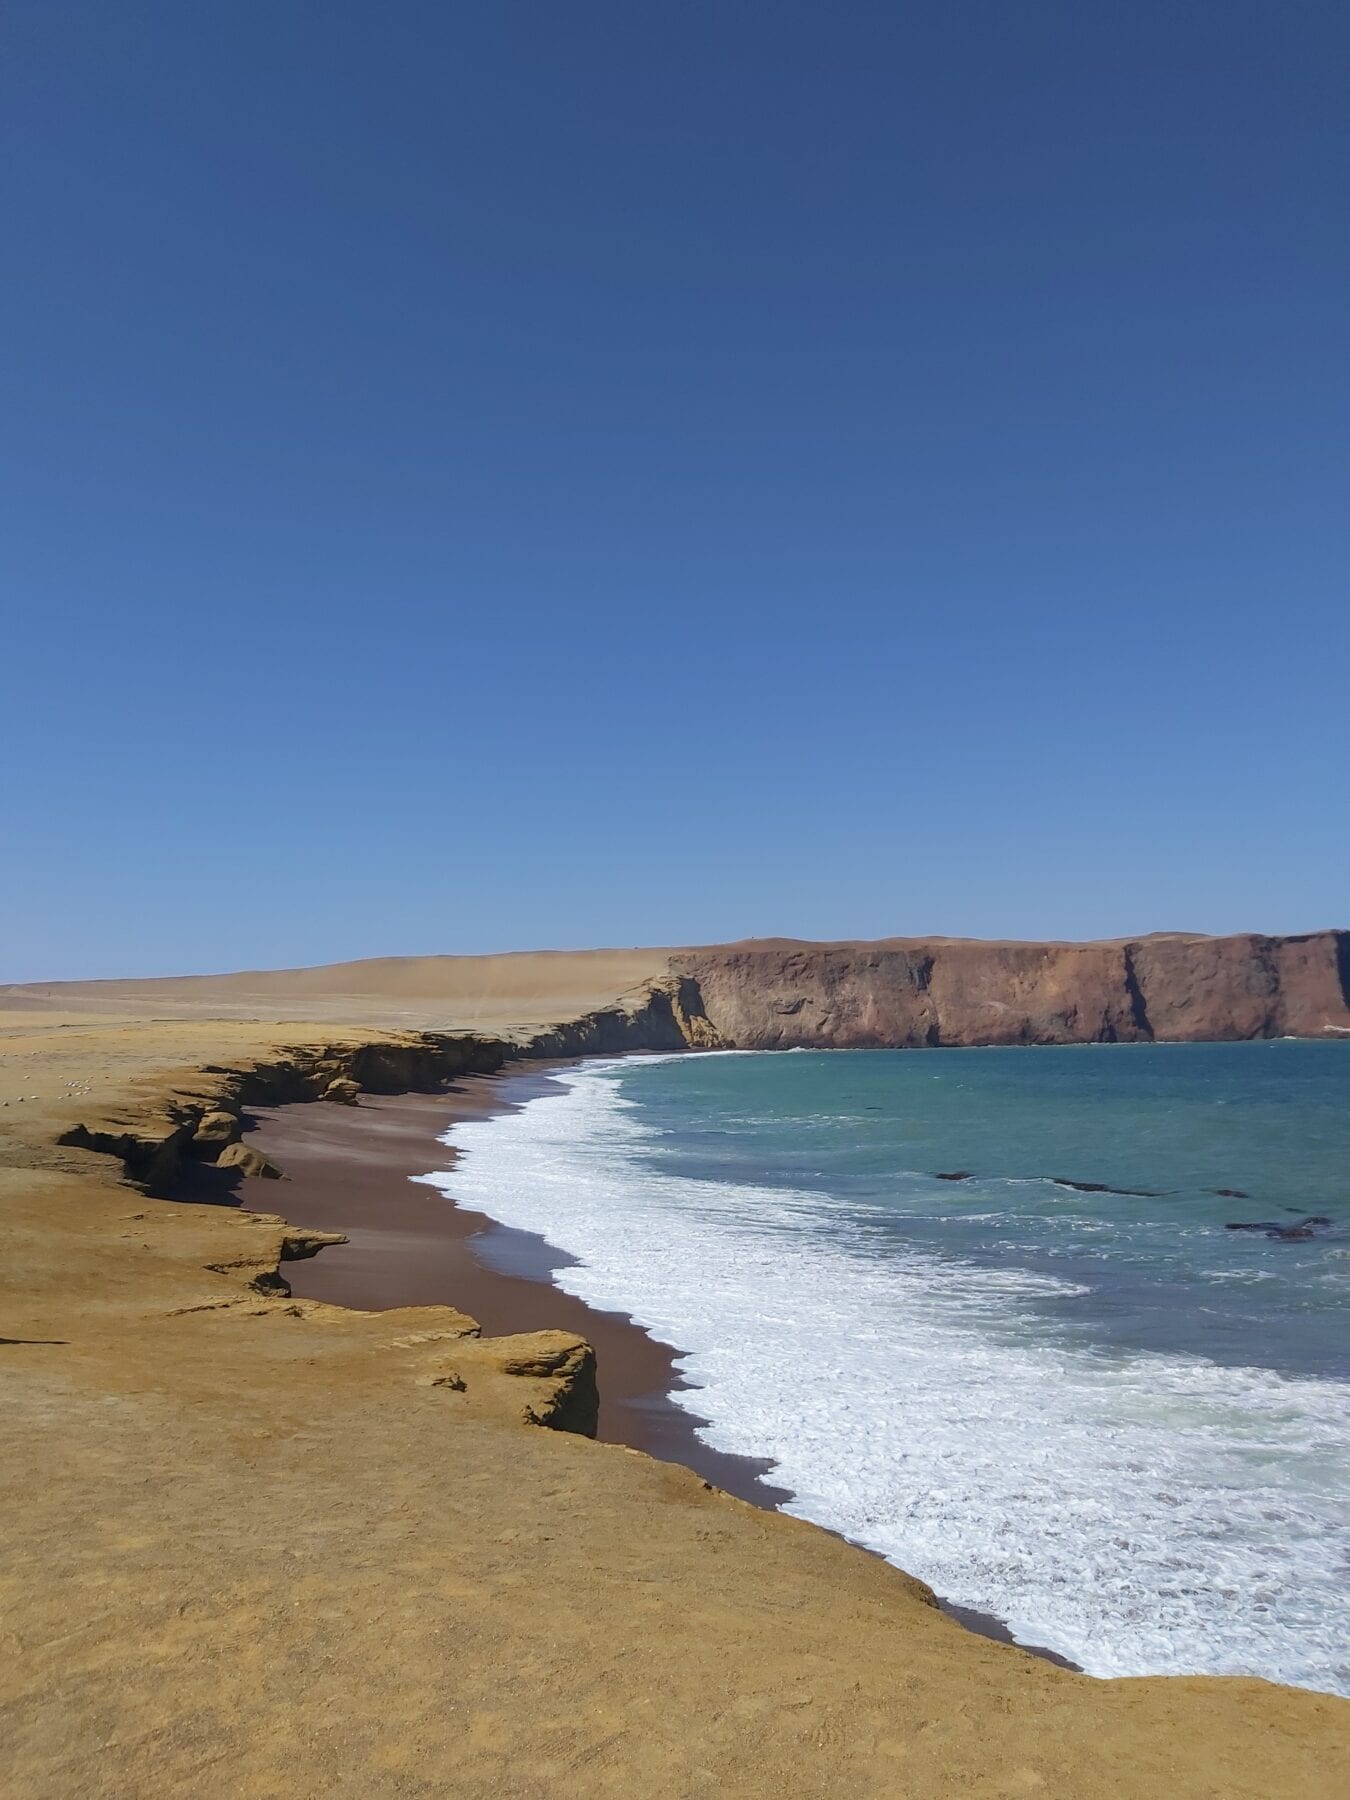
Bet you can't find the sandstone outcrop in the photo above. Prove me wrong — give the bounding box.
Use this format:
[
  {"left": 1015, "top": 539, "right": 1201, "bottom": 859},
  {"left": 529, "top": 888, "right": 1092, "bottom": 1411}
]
[
  {"left": 215, "top": 1141, "right": 284, "bottom": 1179},
  {"left": 416, "top": 1330, "right": 601, "bottom": 1436},
  {"left": 191, "top": 1109, "right": 241, "bottom": 1152},
  {"left": 56, "top": 1030, "right": 509, "bottom": 1195},
  {"left": 524, "top": 974, "right": 707, "bottom": 1059}
]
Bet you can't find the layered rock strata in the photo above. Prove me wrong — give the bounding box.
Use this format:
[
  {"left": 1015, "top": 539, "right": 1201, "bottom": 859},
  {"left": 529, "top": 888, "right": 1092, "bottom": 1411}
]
[
  {"left": 56, "top": 1032, "right": 508, "bottom": 1194},
  {"left": 663, "top": 931, "right": 1350, "bottom": 1050}
]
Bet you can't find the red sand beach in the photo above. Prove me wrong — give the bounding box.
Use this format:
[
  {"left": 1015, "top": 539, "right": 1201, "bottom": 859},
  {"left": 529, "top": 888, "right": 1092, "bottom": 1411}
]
[{"left": 239, "top": 1067, "right": 791, "bottom": 1506}]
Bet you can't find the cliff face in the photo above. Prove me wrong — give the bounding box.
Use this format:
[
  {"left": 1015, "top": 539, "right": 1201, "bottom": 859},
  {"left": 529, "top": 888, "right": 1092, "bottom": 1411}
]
[{"left": 667, "top": 932, "right": 1350, "bottom": 1050}]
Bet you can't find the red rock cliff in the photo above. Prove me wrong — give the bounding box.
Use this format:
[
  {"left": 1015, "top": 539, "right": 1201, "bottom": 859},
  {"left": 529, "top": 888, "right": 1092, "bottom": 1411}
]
[{"left": 666, "top": 932, "right": 1350, "bottom": 1049}]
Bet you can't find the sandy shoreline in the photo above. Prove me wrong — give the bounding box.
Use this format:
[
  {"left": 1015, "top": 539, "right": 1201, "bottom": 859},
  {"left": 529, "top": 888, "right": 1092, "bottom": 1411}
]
[
  {"left": 4, "top": 998, "right": 1348, "bottom": 1793},
  {"left": 225, "top": 1065, "right": 790, "bottom": 1507},
  {"left": 224, "top": 1059, "right": 1074, "bottom": 1664}
]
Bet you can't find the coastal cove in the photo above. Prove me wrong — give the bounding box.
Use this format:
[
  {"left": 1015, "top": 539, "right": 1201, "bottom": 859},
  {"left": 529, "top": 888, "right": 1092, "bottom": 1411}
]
[
  {"left": 11, "top": 8, "right": 1350, "bottom": 1784},
  {"left": 4, "top": 952, "right": 1350, "bottom": 1795}
]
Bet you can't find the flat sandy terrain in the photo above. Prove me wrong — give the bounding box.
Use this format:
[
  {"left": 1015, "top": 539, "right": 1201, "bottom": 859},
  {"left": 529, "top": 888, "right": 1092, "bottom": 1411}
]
[
  {"left": 2, "top": 945, "right": 675, "bottom": 1035},
  {"left": 2, "top": 978, "right": 1348, "bottom": 1796}
]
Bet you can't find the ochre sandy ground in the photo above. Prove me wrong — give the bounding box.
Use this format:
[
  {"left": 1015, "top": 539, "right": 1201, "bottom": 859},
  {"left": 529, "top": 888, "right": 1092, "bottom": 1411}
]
[
  {"left": 2, "top": 987, "right": 1348, "bottom": 1797},
  {"left": 1, "top": 945, "right": 676, "bottom": 1035}
]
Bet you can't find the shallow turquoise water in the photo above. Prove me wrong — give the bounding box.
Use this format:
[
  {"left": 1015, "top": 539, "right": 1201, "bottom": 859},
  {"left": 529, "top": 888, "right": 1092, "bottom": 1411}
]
[{"left": 438, "top": 1041, "right": 1350, "bottom": 1692}]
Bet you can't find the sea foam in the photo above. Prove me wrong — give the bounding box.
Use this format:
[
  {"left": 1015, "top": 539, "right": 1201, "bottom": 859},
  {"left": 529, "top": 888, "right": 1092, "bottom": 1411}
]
[{"left": 429, "top": 1065, "right": 1350, "bottom": 1696}]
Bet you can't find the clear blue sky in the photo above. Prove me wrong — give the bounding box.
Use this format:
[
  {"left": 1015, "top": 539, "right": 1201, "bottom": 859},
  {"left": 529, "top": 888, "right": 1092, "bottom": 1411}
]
[{"left": 2, "top": 2, "right": 1346, "bottom": 980}]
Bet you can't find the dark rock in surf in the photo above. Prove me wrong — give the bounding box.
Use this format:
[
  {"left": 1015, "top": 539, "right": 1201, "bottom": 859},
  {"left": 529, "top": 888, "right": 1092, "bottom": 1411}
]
[
  {"left": 1224, "top": 1214, "right": 1332, "bottom": 1241},
  {"left": 1049, "top": 1177, "right": 1162, "bottom": 1198}
]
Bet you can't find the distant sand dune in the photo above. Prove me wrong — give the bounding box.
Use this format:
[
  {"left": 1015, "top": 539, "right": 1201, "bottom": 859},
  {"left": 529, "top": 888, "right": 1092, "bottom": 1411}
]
[{"left": 1, "top": 947, "right": 676, "bottom": 1033}]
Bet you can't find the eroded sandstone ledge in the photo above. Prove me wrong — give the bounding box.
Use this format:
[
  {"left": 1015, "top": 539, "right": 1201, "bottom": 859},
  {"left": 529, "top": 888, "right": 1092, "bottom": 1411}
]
[{"left": 54, "top": 1031, "right": 509, "bottom": 1195}]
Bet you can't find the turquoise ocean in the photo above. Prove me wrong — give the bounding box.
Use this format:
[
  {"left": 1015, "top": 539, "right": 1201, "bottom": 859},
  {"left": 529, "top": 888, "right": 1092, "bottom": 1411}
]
[{"left": 434, "top": 1042, "right": 1350, "bottom": 1694}]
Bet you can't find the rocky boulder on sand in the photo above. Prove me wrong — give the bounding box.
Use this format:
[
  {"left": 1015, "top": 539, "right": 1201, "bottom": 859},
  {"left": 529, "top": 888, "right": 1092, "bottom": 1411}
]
[
  {"left": 191, "top": 1109, "right": 241, "bottom": 1152},
  {"left": 215, "top": 1141, "right": 284, "bottom": 1179}
]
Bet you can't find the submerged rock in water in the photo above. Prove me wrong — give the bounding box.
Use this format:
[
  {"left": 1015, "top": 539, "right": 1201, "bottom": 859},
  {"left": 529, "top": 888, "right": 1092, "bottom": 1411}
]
[
  {"left": 1224, "top": 1214, "right": 1333, "bottom": 1241},
  {"left": 1049, "top": 1177, "right": 1162, "bottom": 1198},
  {"left": 935, "top": 1170, "right": 974, "bottom": 1182}
]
